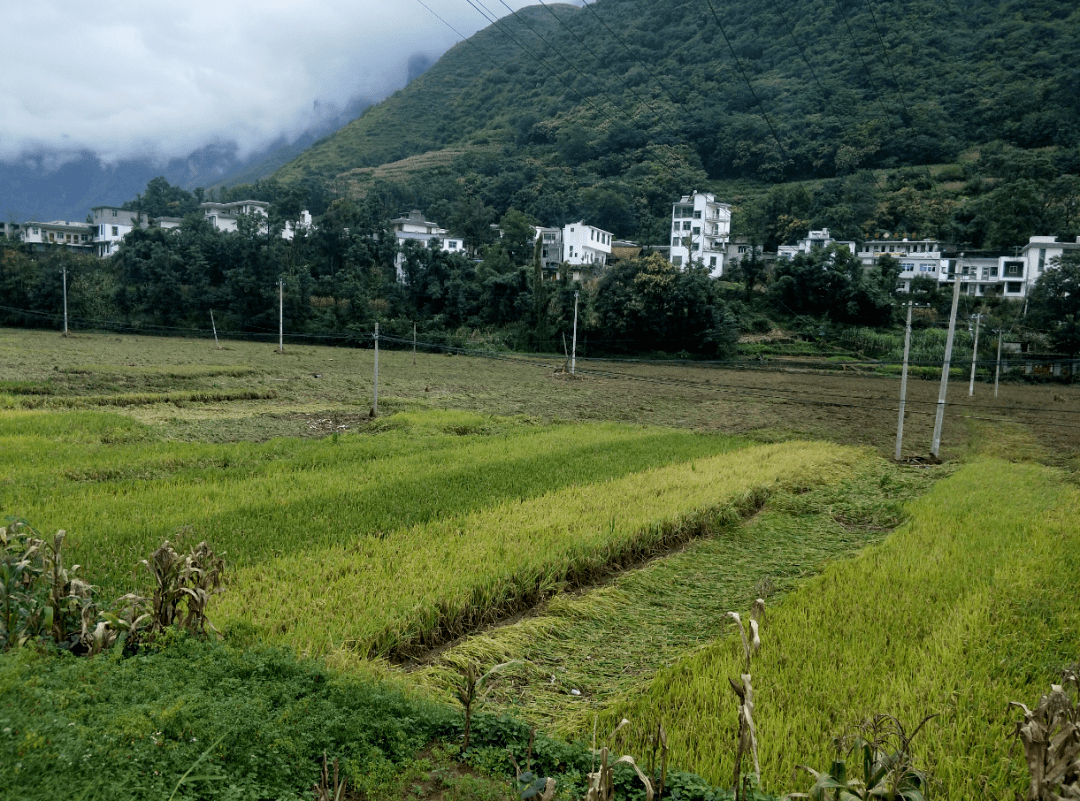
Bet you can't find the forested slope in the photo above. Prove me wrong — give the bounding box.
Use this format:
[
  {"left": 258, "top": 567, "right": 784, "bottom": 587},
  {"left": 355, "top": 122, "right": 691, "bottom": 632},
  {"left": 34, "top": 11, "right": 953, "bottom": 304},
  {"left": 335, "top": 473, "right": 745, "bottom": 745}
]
[{"left": 276, "top": 0, "right": 1079, "bottom": 188}]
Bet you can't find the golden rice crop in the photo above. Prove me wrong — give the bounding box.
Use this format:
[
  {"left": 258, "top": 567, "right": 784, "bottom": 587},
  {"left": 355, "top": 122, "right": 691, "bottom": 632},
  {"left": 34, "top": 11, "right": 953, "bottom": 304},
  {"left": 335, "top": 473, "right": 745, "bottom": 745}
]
[
  {"left": 0, "top": 409, "right": 751, "bottom": 594},
  {"left": 216, "top": 440, "right": 859, "bottom": 661},
  {"left": 597, "top": 457, "right": 1080, "bottom": 798}
]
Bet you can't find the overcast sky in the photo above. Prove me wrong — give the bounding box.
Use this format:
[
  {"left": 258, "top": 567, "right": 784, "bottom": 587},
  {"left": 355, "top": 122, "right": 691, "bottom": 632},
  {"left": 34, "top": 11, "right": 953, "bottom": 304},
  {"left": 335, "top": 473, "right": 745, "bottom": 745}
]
[{"left": 0, "top": 0, "right": 540, "bottom": 168}]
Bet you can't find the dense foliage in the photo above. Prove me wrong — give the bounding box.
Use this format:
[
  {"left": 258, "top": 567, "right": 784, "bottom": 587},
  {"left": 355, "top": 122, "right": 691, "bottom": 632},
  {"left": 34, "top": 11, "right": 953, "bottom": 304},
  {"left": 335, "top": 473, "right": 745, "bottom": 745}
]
[{"left": 261, "top": 0, "right": 1080, "bottom": 249}]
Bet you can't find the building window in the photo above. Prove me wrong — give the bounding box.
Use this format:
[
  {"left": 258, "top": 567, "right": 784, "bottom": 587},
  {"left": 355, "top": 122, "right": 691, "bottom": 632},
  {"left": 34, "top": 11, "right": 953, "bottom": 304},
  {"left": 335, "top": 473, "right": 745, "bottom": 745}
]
[
  {"left": 1003, "top": 261, "right": 1023, "bottom": 277},
  {"left": 709, "top": 256, "right": 717, "bottom": 267},
  {"left": 672, "top": 256, "right": 683, "bottom": 266},
  {"left": 692, "top": 227, "right": 700, "bottom": 235},
  {"left": 693, "top": 211, "right": 701, "bottom": 219},
  {"left": 1006, "top": 282, "right": 1023, "bottom": 293},
  {"left": 672, "top": 238, "right": 679, "bottom": 246},
  {"left": 682, "top": 221, "right": 691, "bottom": 230},
  {"left": 112, "top": 226, "right": 119, "bottom": 236}
]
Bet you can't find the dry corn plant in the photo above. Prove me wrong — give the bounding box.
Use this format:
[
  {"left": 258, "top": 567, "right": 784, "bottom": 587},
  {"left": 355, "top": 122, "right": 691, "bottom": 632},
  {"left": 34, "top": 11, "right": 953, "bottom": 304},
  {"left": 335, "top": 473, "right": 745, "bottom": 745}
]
[
  {"left": 0, "top": 522, "right": 96, "bottom": 652},
  {"left": 1011, "top": 666, "right": 1080, "bottom": 800},
  {"left": 648, "top": 722, "right": 669, "bottom": 801},
  {"left": 457, "top": 659, "right": 521, "bottom": 753},
  {"left": 140, "top": 540, "right": 225, "bottom": 635},
  {"left": 586, "top": 717, "right": 654, "bottom": 801},
  {"left": 313, "top": 752, "right": 347, "bottom": 801},
  {"left": 728, "top": 599, "right": 765, "bottom": 801}
]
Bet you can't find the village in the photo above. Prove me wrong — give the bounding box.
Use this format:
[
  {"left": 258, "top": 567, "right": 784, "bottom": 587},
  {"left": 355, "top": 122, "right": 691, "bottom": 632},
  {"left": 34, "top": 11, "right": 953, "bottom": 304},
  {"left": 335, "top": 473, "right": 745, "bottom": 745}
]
[{"left": 4, "top": 189, "right": 1079, "bottom": 303}]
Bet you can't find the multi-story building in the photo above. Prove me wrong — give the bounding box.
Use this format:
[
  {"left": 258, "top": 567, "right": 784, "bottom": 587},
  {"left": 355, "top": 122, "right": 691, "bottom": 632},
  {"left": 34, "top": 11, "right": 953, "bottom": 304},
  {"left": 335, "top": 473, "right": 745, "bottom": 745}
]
[
  {"left": 562, "top": 221, "right": 612, "bottom": 270},
  {"left": 857, "top": 238, "right": 948, "bottom": 293},
  {"left": 201, "top": 200, "right": 271, "bottom": 234},
  {"left": 0, "top": 222, "right": 21, "bottom": 240},
  {"left": 390, "top": 210, "right": 465, "bottom": 280},
  {"left": 20, "top": 221, "right": 96, "bottom": 254},
  {"left": 531, "top": 222, "right": 613, "bottom": 280},
  {"left": 534, "top": 226, "right": 563, "bottom": 273},
  {"left": 668, "top": 192, "right": 731, "bottom": 277},
  {"left": 778, "top": 228, "right": 856, "bottom": 259},
  {"left": 90, "top": 206, "right": 148, "bottom": 256},
  {"left": 1018, "top": 235, "right": 1080, "bottom": 290}
]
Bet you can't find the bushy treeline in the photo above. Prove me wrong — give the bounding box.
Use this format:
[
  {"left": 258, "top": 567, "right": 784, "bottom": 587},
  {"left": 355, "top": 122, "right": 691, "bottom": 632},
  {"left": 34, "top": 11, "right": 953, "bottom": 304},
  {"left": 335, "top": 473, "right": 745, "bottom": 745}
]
[{"left": 0, "top": 201, "right": 748, "bottom": 356}]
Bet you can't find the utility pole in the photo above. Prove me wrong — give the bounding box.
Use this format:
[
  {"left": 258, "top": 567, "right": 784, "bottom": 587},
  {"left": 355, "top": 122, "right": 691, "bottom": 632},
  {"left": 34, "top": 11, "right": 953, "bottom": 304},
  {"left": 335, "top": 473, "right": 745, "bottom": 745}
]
[
  {"left": 895, "top": 300, "right": 913, "bottom": 461},
  {"left": 210, "top": 310, "right": 220, "bottom": 349},
  {"left": 373, "top": 322, "right": 379, "bottom": 417},
  {"left": 968, "top": 313, "right": 981, "bottom": 396},
  {"left": 61, "top": 262, "right": 68, "bottom": 337},
  {"left": 932, "top": 262, "right": 964, "bottom": 459},
  {"left": 413, "top": 322, "right": 417, "bottom": 366},
  {"left": 278, "top": 278, "right": 284, "bottom": 353},
  {"left": 994, "top": 329, "right": 1004, "bottom": 398},
  {"left": 571, "top": 290, "right": 580, "bottom": 376}
]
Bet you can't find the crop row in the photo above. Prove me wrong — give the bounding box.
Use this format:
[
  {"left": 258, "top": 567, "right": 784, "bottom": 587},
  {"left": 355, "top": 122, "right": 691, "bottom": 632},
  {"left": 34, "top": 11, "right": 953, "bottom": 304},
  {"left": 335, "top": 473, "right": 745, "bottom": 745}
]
[
  {"left": 217, "top": 440, "right": 859, "bottom": 659},
  {"left": 596, "top": 457, "right": 1080, "bottom": 798},
  {"left": 0, "top": 409, "right": 751, "bottom": 593}
]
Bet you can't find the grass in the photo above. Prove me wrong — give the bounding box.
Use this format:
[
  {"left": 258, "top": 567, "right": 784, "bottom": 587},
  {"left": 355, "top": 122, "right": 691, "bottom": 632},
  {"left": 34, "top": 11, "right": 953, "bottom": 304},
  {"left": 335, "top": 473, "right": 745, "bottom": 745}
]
[{"left": 594, "top": 457, "right": 1080, "bottom": 798}]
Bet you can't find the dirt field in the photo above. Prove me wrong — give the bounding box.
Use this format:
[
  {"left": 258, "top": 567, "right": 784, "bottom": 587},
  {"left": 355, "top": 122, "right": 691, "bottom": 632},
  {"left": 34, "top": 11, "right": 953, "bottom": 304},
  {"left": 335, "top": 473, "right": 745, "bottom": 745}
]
[{"left": 3, "top": 327, "right": 1078, "bottom": 463}]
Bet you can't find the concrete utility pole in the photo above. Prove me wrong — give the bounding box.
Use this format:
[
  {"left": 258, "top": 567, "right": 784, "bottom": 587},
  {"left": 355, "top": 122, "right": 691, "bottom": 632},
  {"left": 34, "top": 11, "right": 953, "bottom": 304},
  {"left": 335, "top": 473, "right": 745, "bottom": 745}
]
[
  {"left": 373, "top": 322, "right": 379, "bottom": 417},
  {"left": 278, "top": 278, "right": 284, "bottom": 353},
  {"left": 571, "top": 290, "right": 580, "bottom": 375},
  {"left": 994, "top": 329, "right": 1004, "bottom": 398},
  {"left": 210, "top": 310, "right": 220, "bottom": 349},
  {"left": 932, "top": 262, "right": 964, "bottom": 459},
  {"left": 895, "top": 300, "right": 913, "bottom": 461},
  {"left": 968, "top": 313, "right": 981, "bottom": 396},
  {"left": 61, "top": 262, "right": 68, "bottom": 337}
]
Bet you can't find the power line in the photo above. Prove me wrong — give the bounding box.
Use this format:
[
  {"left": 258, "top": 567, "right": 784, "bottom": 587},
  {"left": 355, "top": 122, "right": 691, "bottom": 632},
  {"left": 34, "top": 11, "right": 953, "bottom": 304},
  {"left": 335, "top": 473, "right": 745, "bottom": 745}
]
[{"left": 701, "top": 0, "right": 791, "bottom": 172}]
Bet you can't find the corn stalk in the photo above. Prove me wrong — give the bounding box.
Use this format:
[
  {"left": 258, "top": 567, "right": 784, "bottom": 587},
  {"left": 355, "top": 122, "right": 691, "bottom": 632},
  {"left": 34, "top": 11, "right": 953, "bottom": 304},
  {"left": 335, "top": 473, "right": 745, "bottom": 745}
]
[
  {"left": 728, "top": 601, "right": 765, "bottom": 800},
  {"left": 587, "top": 718, "right": 654, "bottom": 801},
  {"left": 1011, "top": 668, "right": 1080, "bottom": 800},
  {"left": 140, "top": 540, "right": 225, "bottom": 635}
]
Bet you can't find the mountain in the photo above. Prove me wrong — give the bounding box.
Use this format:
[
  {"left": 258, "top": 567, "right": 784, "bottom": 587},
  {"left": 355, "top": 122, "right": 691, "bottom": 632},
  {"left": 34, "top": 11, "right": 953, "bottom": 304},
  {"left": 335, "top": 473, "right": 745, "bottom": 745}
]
[
  {"left": 269, "top": 0, "right": 1080, "bottom": 244},
  {"left": 0, "top": 96, "right": 373, "bottom": 224}
]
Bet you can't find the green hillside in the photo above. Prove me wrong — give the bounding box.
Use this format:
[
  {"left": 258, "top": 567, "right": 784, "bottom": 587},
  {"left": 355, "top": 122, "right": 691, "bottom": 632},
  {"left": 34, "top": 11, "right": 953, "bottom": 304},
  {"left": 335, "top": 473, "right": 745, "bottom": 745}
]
[{"left": 269, "top": 0, "right": 1080, "bottom": 243}]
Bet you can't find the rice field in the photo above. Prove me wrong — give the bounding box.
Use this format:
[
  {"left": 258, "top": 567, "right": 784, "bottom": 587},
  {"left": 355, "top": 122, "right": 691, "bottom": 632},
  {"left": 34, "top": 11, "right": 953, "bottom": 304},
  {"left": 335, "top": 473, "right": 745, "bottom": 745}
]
[
  {"left": 0, "top": 408, "right": 753, "bottom": 595},
  {"left": 218, "top": 439, "right": 859, "bottom": 660},
  {"left": 595, "top": 457, "right": 1080, "bottom": 798},
  {"left": 4, "top": 327, "right": 1078, "bottom": 799}
]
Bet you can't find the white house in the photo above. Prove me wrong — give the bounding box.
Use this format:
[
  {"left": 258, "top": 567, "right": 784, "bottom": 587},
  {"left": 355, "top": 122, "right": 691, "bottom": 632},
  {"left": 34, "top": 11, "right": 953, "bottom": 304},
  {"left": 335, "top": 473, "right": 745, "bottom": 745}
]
[
  {"left": 668, "top": 192, "right": 731, "bottom": 277},
  {"left": 20, "top": 220, "right": 95, "bottom": 254},
  {"left": 562, "top": 221, "right": 612, "bottom": 269},
  {"left": 778, "top": 228, "right": 856, "bottom": 259},
  {"left": 201, "top": 200, "right": 270, "bottom": 234},
  {"left": 89, "top": 206, "right": 148, "bottom": 257},
  {"left": 1018, "top": 235, "right": 1080, "bottom": 289},
  {"left": 390, "top": 210, "right": 465, "bottom": 280},
  {"left": 857, "top": 238, "right": 948, "bottom": 293}
]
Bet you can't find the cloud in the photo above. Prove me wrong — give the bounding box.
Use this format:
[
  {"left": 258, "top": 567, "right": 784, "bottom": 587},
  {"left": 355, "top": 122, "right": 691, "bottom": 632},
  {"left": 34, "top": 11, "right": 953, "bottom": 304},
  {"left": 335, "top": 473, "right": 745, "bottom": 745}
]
[{"left": 0, "top": 0, "right": 535, "bottom": 166}]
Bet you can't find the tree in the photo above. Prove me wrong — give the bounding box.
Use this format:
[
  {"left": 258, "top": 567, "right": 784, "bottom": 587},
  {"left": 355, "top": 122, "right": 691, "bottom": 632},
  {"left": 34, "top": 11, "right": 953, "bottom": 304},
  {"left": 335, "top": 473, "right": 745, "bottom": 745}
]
[
  {"left": 592, "top": 253, "right": 737, "bottom": 355},
  {"left": 1027, "top": 251, "right": 1080, "bottom": 356},
  {"left": 768, "top": 244, "right": 895, "bottom": 326}
]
